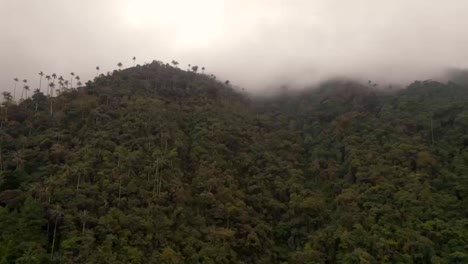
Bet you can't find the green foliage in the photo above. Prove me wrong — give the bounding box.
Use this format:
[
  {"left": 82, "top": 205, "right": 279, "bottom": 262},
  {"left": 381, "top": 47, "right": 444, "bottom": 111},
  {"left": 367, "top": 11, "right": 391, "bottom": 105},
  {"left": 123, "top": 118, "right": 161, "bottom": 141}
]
[{"left": 0, "top": 62, "right": 467, "bottom": 263}]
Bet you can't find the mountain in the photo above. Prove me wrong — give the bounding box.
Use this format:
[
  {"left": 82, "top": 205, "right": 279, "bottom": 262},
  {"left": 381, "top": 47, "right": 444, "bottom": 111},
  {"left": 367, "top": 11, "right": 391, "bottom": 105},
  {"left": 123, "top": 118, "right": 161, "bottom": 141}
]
[{"left": 0, "top": 61, "right": 467, "bottom": 263}]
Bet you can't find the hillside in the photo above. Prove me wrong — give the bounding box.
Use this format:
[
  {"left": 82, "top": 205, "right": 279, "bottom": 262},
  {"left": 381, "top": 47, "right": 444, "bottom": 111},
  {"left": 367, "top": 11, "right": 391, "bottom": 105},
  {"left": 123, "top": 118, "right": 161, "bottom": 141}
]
[{"left": 0, "top": 61, "right": 467, "bottom": 263}]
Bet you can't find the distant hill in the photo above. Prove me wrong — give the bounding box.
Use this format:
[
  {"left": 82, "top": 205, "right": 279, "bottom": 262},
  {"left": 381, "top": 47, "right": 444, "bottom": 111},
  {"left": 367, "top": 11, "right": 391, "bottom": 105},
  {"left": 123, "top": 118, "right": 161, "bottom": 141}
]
[{"left": 0, "top": 61, "right": 467, "bottom": 263}]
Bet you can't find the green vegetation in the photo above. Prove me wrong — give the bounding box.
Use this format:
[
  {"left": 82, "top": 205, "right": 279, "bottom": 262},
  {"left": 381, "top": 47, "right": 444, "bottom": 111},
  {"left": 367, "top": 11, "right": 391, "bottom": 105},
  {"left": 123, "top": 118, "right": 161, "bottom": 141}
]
[{"left": 0, "top": 61, "right": 467, "bottom": 263}]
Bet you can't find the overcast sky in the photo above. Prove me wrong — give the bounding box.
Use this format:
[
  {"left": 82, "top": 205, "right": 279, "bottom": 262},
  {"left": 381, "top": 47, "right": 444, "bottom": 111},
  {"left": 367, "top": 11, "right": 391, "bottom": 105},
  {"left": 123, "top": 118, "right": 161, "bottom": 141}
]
[{"left": 1, "top": 0, "right": 468, "bottom": 93}]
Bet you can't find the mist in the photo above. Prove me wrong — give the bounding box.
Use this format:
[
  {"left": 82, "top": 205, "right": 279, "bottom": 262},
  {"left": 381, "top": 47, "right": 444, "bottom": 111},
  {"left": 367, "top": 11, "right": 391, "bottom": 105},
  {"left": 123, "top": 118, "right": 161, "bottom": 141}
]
[{"left": 1, "top": 0, "right": 468, "bottom": 93}]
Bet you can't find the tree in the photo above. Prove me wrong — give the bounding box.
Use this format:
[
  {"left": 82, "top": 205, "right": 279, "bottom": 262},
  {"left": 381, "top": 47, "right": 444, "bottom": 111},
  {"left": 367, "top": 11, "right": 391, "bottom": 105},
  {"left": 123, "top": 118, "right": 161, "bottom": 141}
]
[
  {"left": 21, "top": 79, "right": 28, "bottom": 99},
  {"left": 45, "top": 75, "right": 51, "bottom": 96},
  {"left": 13, "top": 77, "right": 19, "bottom": 101},
  {"left": 23, "top": 85, "right": 30, "bottom": 99},
  {"left": 38, "top": 71, "right": 44, "bottom": 93},
  {"left": 202, "top": 66, "right": 205, "bottom": 73},
  {"left": 70, "top": 72, "right": 75, "bottom": 88},
  {"left": 225, "top": 80, "right": 230, "bottom": 85},
  {"left": 2, "top": 92, "right": 13, "bottom": 122},
  {"left": 133, "top": 56, "right": 136, "bottom": 66},
  {"left": 50, "top": 204, "right": 62, "bottom": 259},
  {"left": 96, "top": 66, "right": 100, "bottom": 77},
  {"left": 171, "top": 60, "right": 179, "bottom": 68},
  {"left": 49, "top": 82, "right": 55, "bottom": 114},
  {"left": 118, "top": 62, "right": 123, "bottom": 70},
  {"left": 191, "top": 65, "right": 199, "bottom": 73}
]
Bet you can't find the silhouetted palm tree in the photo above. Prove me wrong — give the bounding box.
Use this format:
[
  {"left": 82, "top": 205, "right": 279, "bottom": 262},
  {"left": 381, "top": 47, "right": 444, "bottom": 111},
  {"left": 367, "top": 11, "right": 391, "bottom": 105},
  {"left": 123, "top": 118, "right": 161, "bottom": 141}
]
[
  {"left": 133, "top": 56, "right": 136, "bottom": 66},
  {"left": 13, "top": 78, "right": 19, "bottom": 100},
  {"left": 171, "top": 60, "right": 179, "bottom": 68},
  {"left": 117, "top": 62, "right": 123, "bottom": 70},
  {"left": 21, "top": 85, "right": 28, "bottom": 100},
  {"left": 49, "top": 82, "right": 55, "bottom": 97},
  {"left": 23, "top": 85, "right": 30, "bottom": 98},
  {"left": 202, "top": 67, "right": 205, "bottom": 73},
  {"left": 70, "top": 72, "right": 75, "bottom": 88},
  {"left": 96, "top": 66, "right": 100, "bottom": 77},
  {"left": 191, "top": 65, "right": 199, "bottom": 73},
  {"left": 45, "top": 76, "right": 51, "bottom": 96},
  {"left": 38, "top": 71, "right": 44, "bottom": 92},
  {"left": 188, "top": 64, "right": 191, "bottom": 71}
]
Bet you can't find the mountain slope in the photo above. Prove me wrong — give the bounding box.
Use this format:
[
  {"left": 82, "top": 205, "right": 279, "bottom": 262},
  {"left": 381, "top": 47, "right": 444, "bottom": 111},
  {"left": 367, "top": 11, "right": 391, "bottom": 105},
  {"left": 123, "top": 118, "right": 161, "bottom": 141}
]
[{"left": 0, "top": 62, "right": 467, "bottom": 263}]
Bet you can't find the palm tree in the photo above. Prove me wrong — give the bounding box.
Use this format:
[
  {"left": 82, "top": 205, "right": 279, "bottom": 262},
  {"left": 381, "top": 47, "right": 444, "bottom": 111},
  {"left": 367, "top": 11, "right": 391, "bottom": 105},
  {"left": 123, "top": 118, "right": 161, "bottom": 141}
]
[
  {"left": 96, "top": 66, "right": 100, "bottom": 77},
  {"left": 23, "top": 85, "right": 30, "bottom": 99},
  {"left": 75, "top": 76, "right": 80, "bottom": 85},
  {"left": 13, "top": 78, "right": 19, "bottom": 100},
  {"left": 38, "top": 71, "right": 44, "bottom": 93},
  {"left": 50, "top": 204, "right": 62, "bottom": 259},
  {"left": 21, "top": 80, "right": 27, "bottom": 99},
  {"left": 171, "top": 60, "right": 179, "bottom": 68},
  {"left": 132, "top": 56, "right": 136, "bottom": 66},
  {"left": 117, "top": 62, "right": 123, "bottom": 70},
  {"left": 64, "top": 80, "right": 69, "bottom": 88},
  {"left": 45, "top": 76, "right": 51, "bottom": 96},
  {"left": 202, "top": 67, "right": 205, "bottom": 73},
  {"left": 79, "top": 210, "right": 88, "bottom": 234},
  {"left": 188, "top": 64, "right": 191, "bottom": 71},
  {"left": 77, "top": 81, "right": 82, "bottom": 87},
  {"left": 48, "top": 83, "right": 55, "bottom": 114},
  {"left": 191, "top": 65, "right": 198, "bottom": 73},
  {"left": 51, "top": 73, "right": 57, "bottom": 81},
  {"left": 70, "top": 72, "right": 75, "bottom": 88},
  {"left": 49, "top": 82, "right": 55, "bottom": 97}
]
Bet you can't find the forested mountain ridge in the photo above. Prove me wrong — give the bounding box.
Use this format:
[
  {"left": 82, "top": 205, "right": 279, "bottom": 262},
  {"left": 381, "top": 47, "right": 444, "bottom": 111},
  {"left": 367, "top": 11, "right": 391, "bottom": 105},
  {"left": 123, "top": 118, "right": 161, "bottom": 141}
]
[{"left": 0, "top": 61, "right": 467, "bottom": 263}]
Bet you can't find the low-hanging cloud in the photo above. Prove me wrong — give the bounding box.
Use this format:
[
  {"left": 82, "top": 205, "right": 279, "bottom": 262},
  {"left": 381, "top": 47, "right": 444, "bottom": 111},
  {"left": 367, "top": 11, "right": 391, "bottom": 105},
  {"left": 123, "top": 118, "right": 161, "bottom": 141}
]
[{"left": 1, "top": 0, "right": 468, "bottom": 93}]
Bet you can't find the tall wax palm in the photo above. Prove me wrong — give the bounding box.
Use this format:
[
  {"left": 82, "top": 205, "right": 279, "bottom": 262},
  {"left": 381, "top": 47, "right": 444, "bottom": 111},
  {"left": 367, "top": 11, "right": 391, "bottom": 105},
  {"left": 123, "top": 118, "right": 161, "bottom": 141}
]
[
  {"left": 117, "top": 62, "right": 123, "bottom": 70},
  {"left": 50, "top": 204, "right": 62, "bottom": 259},
  {"left": 21, "top": 80, "right": 27, "bottom": 99},
  {"left": 13, "top": 78, "right": 19, "bottom": 100},
  {"left": 45, "top": 76, "right": 51, "bottom": 96},
  {"left": 202, "top": 66, "right": 205, "bottom": 73},
  {"left": 70, "top": 72, "right": 75, "bottom": 88},
  {"left": 171, "top": 60, "right": 179, "bottom": 68},
  {"left": 38, "top": 71, "right": 44, "bottom": 93},
  {"left": 48, "top": 82, "right": 55, "bottom": 114},
  {"left": 96, "top": 66, "right": 100, "bottom": 77},
  {"left": 75, "top": 76, "right": 80, "bottom": 87},
  {"left": 23, "top": 85, "right": 30, "bottom": 99},
  {"left": 64, "top": 80, "right": 69, "bottom": 88},
  {"left": 133, "top": 56, "right": 136, "bottom": 66},
  {"left": 58, "top": 81, "right": 64, "bottom": 92}
]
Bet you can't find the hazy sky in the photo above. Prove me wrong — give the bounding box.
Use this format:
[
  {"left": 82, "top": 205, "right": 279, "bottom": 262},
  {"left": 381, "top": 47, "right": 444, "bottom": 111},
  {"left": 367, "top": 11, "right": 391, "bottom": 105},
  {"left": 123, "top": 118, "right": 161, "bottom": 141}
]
[{"left": 1, "top": 0, "right": 468, "bottom": 92}]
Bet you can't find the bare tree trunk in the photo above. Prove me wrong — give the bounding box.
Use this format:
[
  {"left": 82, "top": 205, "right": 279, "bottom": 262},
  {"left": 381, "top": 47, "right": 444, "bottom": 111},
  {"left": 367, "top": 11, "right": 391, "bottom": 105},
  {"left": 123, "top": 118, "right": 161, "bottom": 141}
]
[
  {"left": 118, "top": 174, "right": 122, "bottom": 204},
  {"left": 152, "top": 159, "right": 159, "bottom": 197},
  {"left": 76, "top": 173, "right": 80, "bottom": 191},
  {"left": 51, "top": 216, "right": 58, "bottom": 259}
]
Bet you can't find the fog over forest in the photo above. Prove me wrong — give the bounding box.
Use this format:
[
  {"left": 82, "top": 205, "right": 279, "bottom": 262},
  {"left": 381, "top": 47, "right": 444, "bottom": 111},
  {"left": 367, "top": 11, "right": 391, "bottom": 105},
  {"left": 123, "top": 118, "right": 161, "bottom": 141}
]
[{"left": 1, "top": 0, "right": 468, "bottom": 91}]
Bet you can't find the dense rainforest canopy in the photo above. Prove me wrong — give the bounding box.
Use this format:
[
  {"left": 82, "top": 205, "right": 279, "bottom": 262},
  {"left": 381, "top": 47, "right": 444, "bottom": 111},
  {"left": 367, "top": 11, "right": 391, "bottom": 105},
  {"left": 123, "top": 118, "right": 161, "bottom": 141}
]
[{"left": 0, "top": 61, "right": 467, "bottom": 263}]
